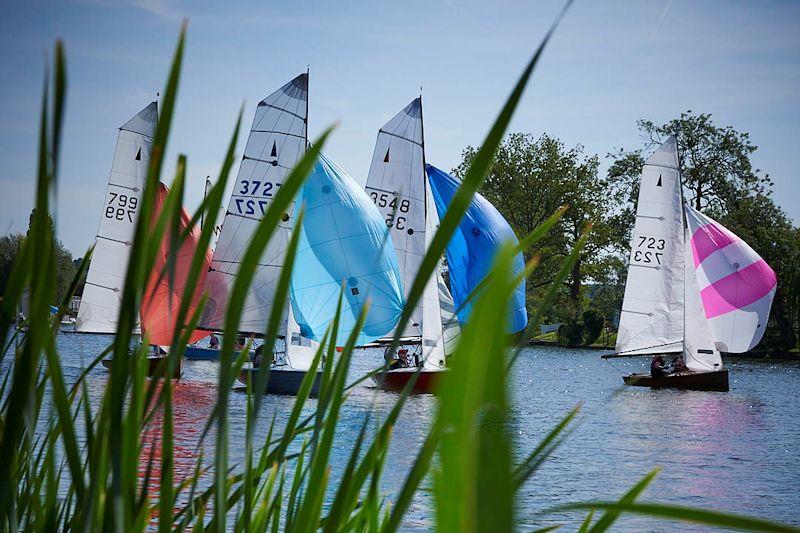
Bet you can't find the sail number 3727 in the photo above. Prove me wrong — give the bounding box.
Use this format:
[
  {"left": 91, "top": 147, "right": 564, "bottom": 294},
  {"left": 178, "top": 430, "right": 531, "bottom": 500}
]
[{"left": 632, "top": 235, "right": 665, "bottom": 265}]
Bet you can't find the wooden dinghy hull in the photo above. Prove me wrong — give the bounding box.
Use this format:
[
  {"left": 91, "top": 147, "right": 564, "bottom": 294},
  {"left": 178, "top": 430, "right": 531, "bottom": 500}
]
[
  {"left": 101, "top": 356, "right": 182, "bottom": 380},
  {"left": 372, "top": 369, "right": 444, "bottom": 394},
  {"left": 623, "top": 370, "right": 729, "bottom": 392},
  {"left": 238, "top": 367, "right": 322, "bottom": 397}
]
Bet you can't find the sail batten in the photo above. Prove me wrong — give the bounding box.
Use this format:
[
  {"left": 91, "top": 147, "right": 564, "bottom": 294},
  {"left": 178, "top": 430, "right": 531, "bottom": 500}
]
[{"left": 77, "top": 102, "right": 157, "bottom": 334}]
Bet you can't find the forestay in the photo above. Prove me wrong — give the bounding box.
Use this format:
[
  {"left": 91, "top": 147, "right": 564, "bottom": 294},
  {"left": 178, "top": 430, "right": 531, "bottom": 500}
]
[
  {"left": 685, "top": 206, "right": 776, "bottom": 353},
  {"left": 201, "top": 74, "right": 308, "bottom": 333},
  {"left": 77, "top": 102, "right": 157, "bottom": 333},
  {"left": 426, "top": 164, "right": 528, "bottom": 334},
  {"left": 364, "top": 98, "right": 426, "bottom": 338},
  {"left": 615, "top": 136, "right": 685, "bottom": 356},
  {"left": 289, "top": 154, "right": 404, "bottom": 346}
]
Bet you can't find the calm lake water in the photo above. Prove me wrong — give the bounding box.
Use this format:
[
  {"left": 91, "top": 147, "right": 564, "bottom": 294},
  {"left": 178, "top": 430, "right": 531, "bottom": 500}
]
[{"left": 49, "top": 333, "right": 800, "bottom": 531}]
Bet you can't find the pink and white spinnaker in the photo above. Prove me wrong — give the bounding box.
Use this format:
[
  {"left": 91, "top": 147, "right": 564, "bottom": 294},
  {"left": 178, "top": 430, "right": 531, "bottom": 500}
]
[{"left": 685, "top": 206, "right": 776, "bottom": 352}]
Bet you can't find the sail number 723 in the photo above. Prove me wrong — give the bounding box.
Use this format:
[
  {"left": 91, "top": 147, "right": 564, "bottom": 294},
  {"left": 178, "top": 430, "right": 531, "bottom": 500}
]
[{"left": 632, "top": 235, "right": 665, "bottom": 265}]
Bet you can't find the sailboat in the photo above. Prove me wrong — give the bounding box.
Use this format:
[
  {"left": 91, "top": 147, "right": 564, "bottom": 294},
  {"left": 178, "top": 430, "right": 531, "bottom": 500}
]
[
  {"left": 365, "top": 98, "right": 464, "bottom": 393},
  {"left": 202, "top": 73, "right": 403, "bottom": 396},
  {"left": 606, "top": 136, "right": 776, "bottom": 392},
  {"left": 77, "top": 101, "right": 157, "bottom": 335}
]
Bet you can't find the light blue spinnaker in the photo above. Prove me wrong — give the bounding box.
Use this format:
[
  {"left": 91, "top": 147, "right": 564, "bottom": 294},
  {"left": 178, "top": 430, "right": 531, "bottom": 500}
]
[
  {"left": 426, "top": 164, "right": 528, "bottom": 334},
  {"left": 290, "top": 154, "right": 405, "bottom": 345}
]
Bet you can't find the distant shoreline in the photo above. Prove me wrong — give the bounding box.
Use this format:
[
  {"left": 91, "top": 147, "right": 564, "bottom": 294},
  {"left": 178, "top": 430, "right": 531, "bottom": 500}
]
[{"left": 527, "top": 339, "right": 800, "bottom": 360}]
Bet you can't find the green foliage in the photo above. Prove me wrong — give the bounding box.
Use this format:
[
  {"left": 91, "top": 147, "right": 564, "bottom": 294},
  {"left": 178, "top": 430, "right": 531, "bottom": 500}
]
[
  {"left": 0, "top": 231, "right": 76, "bottom": 310},
  {"left": 453, "top": 133, "right": 617, "bottom": 322},
  {"left": 582, "top": 308, "right": 604, "bottom": 345},
  {"left": 1, "top": 15, "right": 798, "bottom": 533},
  {"left": 557, "top": 321, "right": 584, "bottom": 347}
]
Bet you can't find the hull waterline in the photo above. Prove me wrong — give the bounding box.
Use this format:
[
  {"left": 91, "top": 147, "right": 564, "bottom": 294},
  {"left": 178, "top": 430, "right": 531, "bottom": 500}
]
[
  {"left": 101, "top": 355, "right": 182, "bottom": 380},
  {"left": 238, "top": 366, "right": 322, "bottom": 397},
  {"left": 623, "top": 370, "right": 729, "bottom": 392},
  {"left": 372, "top": 368, "right": 444, "bottom": 394}
]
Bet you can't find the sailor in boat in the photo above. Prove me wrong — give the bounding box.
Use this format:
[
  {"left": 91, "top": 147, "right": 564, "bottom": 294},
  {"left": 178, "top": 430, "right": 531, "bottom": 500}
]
[
  {"left": 650, "top": 356, "right": 667, "bottom": 378},
  {"left": 209, "top": 332, "right": 219, "bottom": 350}
]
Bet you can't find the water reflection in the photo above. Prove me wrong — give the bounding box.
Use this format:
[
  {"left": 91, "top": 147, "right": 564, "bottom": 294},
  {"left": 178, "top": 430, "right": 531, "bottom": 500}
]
[{"left": 53, "top": 334, "right": 800, "bottom": 531}]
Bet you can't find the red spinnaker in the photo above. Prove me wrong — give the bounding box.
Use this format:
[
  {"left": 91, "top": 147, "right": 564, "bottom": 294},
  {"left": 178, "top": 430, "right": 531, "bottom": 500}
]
[{"left": 141, "top": 183, "right": 211, "bottom": 346}]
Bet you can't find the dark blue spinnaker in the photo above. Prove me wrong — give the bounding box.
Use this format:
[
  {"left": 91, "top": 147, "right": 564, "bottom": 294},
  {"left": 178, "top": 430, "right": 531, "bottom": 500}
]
[{"left": 426, "top": 164, "right": 527, "bottom": 333}]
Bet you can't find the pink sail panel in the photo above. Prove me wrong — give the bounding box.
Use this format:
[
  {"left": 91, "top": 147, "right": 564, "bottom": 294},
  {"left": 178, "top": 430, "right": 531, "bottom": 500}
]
[
  {"left": 686, "top": 206, "right": 776, "bottom": 352},
  {"left": 141, "top": 184, "right": 212, "bottom": 347}
]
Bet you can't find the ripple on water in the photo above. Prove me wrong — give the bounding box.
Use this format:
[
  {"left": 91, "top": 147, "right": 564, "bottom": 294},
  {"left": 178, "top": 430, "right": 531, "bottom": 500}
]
[{"left": 46, "top": 335, "right": 800, "bottom": 531}]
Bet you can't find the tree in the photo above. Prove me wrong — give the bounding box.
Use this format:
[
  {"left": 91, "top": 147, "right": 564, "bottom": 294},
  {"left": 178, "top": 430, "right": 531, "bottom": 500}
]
[
  {"left": 608, "top": 111, "right": 773, "bottom": 242},
  {"left": 1, "top": 231, "right": 77, "bottom": 310},
  {"left": 453, "top": 133, "right": 615, "bottom": 320}
]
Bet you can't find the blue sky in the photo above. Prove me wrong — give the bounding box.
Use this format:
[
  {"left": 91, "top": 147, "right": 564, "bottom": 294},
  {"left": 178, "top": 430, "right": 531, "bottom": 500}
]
[{"left": 1, "top": 0, "right": 798, "bottom": 255}]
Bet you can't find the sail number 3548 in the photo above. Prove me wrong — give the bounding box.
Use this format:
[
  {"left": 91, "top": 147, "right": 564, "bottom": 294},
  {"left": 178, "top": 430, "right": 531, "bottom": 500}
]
[
  {"left": 632, "top": 235, "right": 665, "bottom": 265},
  {"left": 369, "top": 192, "right": 410, "bottom": 229}
]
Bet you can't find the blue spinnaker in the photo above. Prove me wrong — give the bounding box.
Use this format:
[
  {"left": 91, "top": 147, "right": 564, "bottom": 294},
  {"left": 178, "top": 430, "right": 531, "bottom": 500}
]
[
  {"left": 290, "top": 154, "right": 405, "bottom": 345},
  {"left": 426, "top": 164, "right": 527, "bottom": 333}
]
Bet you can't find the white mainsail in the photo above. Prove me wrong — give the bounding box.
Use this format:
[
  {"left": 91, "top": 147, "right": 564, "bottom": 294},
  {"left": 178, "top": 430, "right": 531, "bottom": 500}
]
[
  {"left": 201, "top": 74, "right": 308, "bottom": 334},
  {"left": 364, "top": 98, "right": 426, "bottom": 339},
  {"left": 77, "top": 102, "right": 157, "bottom": 333},
  {"left": 615, "top": 136, "right": 685, "bottom": 356}
]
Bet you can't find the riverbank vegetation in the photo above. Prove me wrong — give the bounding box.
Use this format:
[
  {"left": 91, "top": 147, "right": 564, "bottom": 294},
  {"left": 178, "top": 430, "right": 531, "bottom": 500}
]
[
  {"left": 1, "top": 14, "right": 799, "bottom": 533},
  {"left": 456, "top": 115, "right": 800, "bottom": 352}
]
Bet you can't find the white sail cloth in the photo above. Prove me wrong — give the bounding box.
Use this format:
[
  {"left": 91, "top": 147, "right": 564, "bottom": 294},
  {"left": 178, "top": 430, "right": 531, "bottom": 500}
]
[
  {"left": 201, "top": 74, "right": 308, "bottom": 333},
  {"left": 615, "top": 136, "right": 685, "bottom": 356},
  {"left": 685, "top": 206, "right": 776, "bottom": 353},
  {"left": 364, "top": 98, "right": 426, "bottom": 339},
  {"left": 77, "top": 102, "right": 157, "bottom": 333}
]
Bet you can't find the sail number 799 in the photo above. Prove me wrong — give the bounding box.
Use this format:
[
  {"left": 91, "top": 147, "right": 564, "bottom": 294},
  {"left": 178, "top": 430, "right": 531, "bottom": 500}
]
[{"left": 105, "top": 192, "right": 137, "bottom": 223}]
